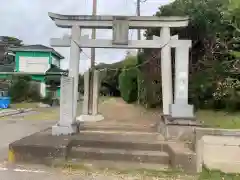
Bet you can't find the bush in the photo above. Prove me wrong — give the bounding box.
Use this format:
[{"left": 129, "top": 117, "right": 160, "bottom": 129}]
[
  {"left": 9, "top": 75, "right": 41, "bottom": 103},
  {"left": 119, "top": 68, "right": 139, "bottom": 103},
  {"left": 137, "top": 72, "right": 147, "bottom": 105},
  {"left": 9, "top": 79, "right": 28, "bottom": 102},
  {"left": 27, "top": 82, "right": 41, "bottom": 102},
  {"left": 41, "top": 94, "right": 54, "bottom": 105},
  {"left": 101, "top": 69, "right": 121, "bottom": 97}
]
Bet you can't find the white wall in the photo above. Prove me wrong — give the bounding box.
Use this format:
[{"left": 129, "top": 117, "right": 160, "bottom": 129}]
[
  {"left": 40, "top": 82, "right": 46, "bottom": 97},
  {"left": 52, "top": 56, "right": 60, "bottom": 67},
  {"left": 19, "top": 56, "right": 50, "bottom": 73},
  {"left": 199, "top": 135, "right": 240, "bottom": 173}
]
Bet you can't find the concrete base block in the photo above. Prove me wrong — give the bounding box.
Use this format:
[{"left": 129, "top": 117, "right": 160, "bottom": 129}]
[
  {"left": 158, "top": 115, "right": 202, "bottom": 148},
  {"left": 76, "top": 114, "right": 104, "bottom": 122},
  {"left": 170, "top": 104, "right": 194, "bottom": 118},
  {"left": 52, "top": 124, "right": 78, "bottom": 136}
]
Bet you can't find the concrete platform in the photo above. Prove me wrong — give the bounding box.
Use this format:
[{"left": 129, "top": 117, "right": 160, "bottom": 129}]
[
  {"left": 158, "top": 115, "right": 203, "bottom": 143},
  {"left": 9, "top": 128, "right": 197, "bottom": 173},
  {"left": 79, "top": 122, "right": 158, "bottom": 132},
  {"left": 76, "top": 114, "right": 104, "bottom": 122},
  {"left": 8, "top": 128, "right": 72, "bottom": 164}
]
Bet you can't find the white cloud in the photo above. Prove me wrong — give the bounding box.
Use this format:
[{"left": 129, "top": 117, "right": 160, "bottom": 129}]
[{"left": 0, "top": 0, "right": 172, "bottom": 72}]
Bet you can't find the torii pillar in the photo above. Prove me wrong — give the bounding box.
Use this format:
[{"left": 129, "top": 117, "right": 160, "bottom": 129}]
[
  {"left": 160, "top": 27, "right": 173, "bottom": 115},
  {"left": 52, "top": 26, "right": 81, "bottom": 135}
]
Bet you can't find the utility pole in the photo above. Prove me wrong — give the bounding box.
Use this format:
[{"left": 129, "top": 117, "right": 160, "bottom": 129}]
[
  {"left": 89, "top": 0, "right": 97, "bottom": 113},
  {"left": 137, "top": 0, "right": 147, "bottom": 39},
  {"left": 91, "top": 0, "right": 97, "bottom": 68},
  {"left": 136, "top": 0, "right": 144, "bottom": 104},
  {"left": 137, "top": 0, "right": 141, "bottom": 42}
]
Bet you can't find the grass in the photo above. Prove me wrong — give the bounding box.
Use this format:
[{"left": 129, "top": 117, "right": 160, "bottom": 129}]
[
  {"left": 0, "top": 97, "right": 110, "bottom": 121},
  {"left": 60, "top": 163, "right": 240, "bottom": 180},
  {"left": 0, "top": 102, "right": 59, "bottom": 121},
  {"left": 113, "top": 168, "right": 194, "bottom": 179},
  {"left": 22, "top": 107, "right": 59, "bottom": 120},
  {"left": 196, "top": 110, "right": 240, "bottom": 129},
  {"left": 51, "top": 160, "right": 196, "bottom": 179},
  {"left": 50, "top": 159, "right": 240, "bottom": 180},
  {"left": 0, "top": 99, "right": 89, "bottom": 120},
  {"left": 0, "top": 107, "right": 59, "bottom": 121},
  {"left": 199, "top": 167, "right": 240, "bottom": 180},
  {"left": 10, "top": 102, "right": 39, "bottom": 109}
]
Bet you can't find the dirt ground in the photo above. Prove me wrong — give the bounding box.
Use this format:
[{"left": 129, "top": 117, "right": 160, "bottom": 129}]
[{"left": 90, "top": 97, "right": 161, "bottom": 132}]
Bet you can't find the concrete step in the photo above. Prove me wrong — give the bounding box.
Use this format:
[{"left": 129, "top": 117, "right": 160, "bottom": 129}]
[
  {"left": 70, "top": 131, "right": 166, "bottom": 151},
  {"left": 53, "top": 159, "right": 169, "bottom": 171},
  {"left": 76, "top": 130, "right": 164, "bottom": 141},
  {"left": 80, "top": 123, "right": 157, "bottom": 132},
  {"left": 69, "top": 147, "right": 170, "bottom": 165}
]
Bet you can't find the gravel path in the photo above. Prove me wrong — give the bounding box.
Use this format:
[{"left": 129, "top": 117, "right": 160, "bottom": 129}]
[{"left": 0, "top": 164, "right": 197, "bottom": 180}]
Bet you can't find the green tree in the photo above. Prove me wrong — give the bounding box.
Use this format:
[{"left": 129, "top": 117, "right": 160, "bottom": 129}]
[
  {"left": 119, "top": 68, "right": 139, "bottom": 103},
  {"left": 9, "top": 75, "right": 41, "bottom": 102},
  {"left": 1, "top": 36, "right": 23, "bottom": 46},
  {"left": 95, "top": 54, "right": 139, "bottom": 97},
  {"left": 142, "top": 0, "right": 240, "bottom": 110},
  {"left": 0, "top": 36, "right": 23, "bottom": 65},
  {"left": 9, "top": 75, "right": 31, "bottom": 102}
]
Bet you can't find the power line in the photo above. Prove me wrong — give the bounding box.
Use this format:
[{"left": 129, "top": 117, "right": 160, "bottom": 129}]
[
  {"left": 71, "top": 39, "right": 91, "bottom": 60},
  {"left": 95, "top": 38, "right": 171, "bottom": 72},
  {"left": 91, "top": 0, "right": 97, "bottom": 69},
  {"left": 82, "top": 50, "right": 91, "bottom": 60}
]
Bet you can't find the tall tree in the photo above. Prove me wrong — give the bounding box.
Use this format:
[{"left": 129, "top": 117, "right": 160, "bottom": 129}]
[
  {"left": 0, "top": 36, "right": 23, "bottom": 65},
  {"left": 141, "top": 0, "right": 240, "bottom": 110}
]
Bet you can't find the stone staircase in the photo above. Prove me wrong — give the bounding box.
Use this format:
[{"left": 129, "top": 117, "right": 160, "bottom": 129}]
[
  {"left": 65, "top": 130, "right": 197, "bottom": 173},
  {"left": 9, "top": 125, "right": 197, "bottom": 173}
]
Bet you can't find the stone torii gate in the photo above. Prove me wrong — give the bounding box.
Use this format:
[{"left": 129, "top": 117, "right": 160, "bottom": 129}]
[{"left": 49, "top": 12, "right": 195, "bottom": 135}]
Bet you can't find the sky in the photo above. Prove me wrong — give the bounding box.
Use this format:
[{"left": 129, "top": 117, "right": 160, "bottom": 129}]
[{"left": 0, "top": 0, "right": 172, "bottom": 72}]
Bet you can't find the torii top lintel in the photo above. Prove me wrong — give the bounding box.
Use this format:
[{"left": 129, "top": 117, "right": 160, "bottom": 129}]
[{"left": 48, "top": 12, "right": 189, "bottom": 29}]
